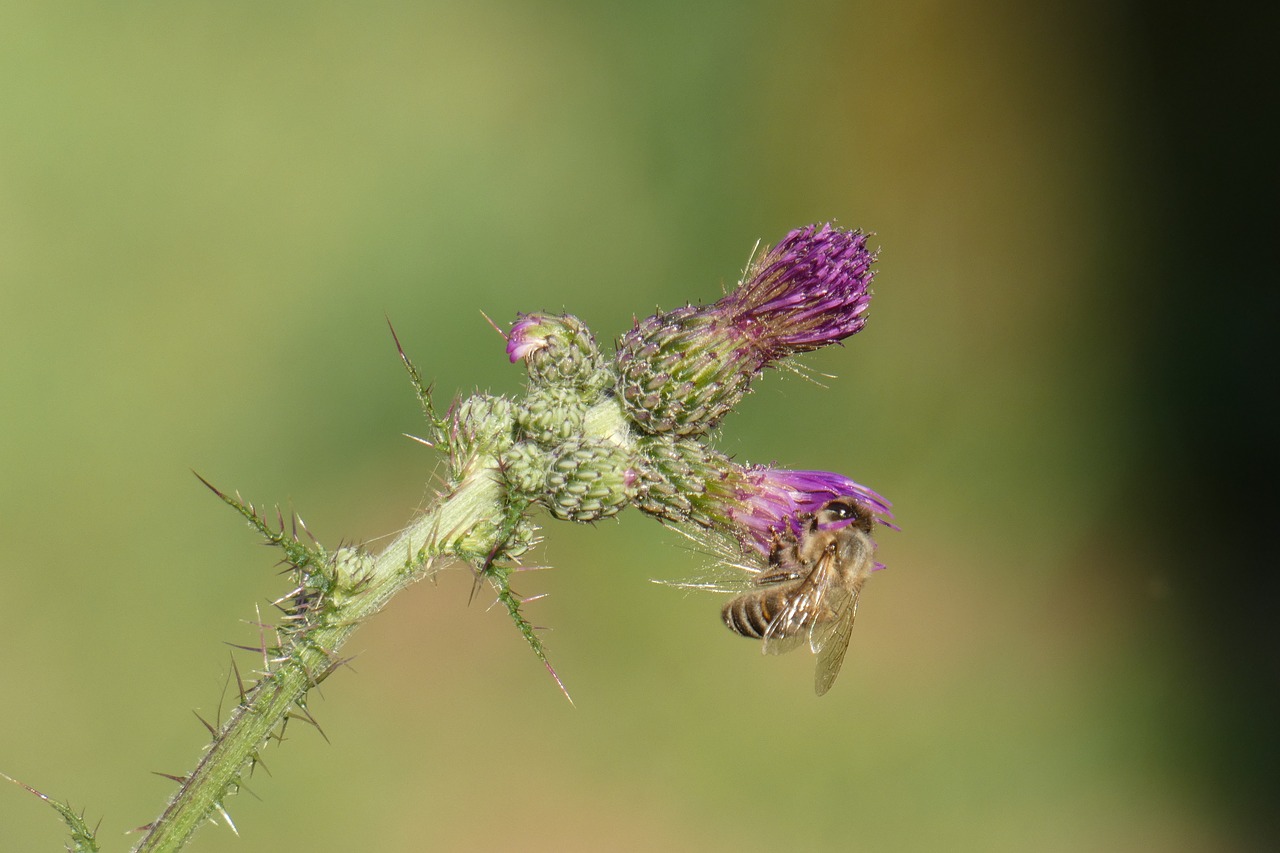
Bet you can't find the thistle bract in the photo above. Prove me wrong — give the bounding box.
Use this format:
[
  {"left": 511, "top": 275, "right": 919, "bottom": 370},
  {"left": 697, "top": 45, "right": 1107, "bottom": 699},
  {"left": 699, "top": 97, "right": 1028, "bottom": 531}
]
[
  {"left": 450, "top": 394, "right": 516, "bottom": 462},
  {"left": 501, "top": 440, "right": 551, "bottom": 497},
  {"left": 545, "top": 438, "right": 640, "bottom": 522},
  {"left": 516, "top": 385, "right": 588, "bottom": 445}
]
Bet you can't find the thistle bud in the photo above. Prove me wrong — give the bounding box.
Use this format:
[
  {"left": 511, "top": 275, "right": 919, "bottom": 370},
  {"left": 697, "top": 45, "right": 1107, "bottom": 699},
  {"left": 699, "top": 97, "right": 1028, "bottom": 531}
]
[
  {"left": 326, "top": 546, "right": 374, "bottom": 601},
  {"left": 544, "top": 438, "right": 640, "bottom": 522},
  {"left": 514, "top": 385, "right": 588, "bottom": 446},
  {"left": 632, "top": 436, "right": 734, "bottom": 531},
  {"left": 451, "top": 394, "right": 516, "bottom": 460},
  {"left": 508, "top": 312, "right": 611, "bottom": 394},
  {"left": 616, "top": 224, "right": 876, "bottom": 436},
  {"left": 501, "top": 516, "right": 543, "bottom": 560},
  {"left": 500, "top": 440, "right": 552, "bottom": 498}
]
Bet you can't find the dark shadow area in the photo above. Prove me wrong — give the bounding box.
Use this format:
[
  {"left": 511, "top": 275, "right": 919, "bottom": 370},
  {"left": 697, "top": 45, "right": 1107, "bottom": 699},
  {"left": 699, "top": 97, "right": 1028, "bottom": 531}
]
[{"left": 1123, "top": 4, "right": 1278, "bottom": 844}]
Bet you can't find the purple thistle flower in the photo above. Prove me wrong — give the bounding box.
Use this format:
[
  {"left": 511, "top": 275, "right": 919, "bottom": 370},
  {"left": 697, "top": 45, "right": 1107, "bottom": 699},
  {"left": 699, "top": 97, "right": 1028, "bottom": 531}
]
[
  {"left": 725, "top": 224, "right": 875, "bottom": 360},
  {"left": 616, "top": 223, "right": 877, "bottom": 436},
  {"left": 724, "top": 466, "right": 894, "bottom": 555}
]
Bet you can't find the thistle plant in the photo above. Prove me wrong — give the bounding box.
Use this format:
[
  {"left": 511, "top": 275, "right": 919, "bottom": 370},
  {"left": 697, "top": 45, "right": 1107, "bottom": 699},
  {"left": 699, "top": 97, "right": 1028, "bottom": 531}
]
[{"left": 13, "top": 223, "right": 891, "bottom": 851}]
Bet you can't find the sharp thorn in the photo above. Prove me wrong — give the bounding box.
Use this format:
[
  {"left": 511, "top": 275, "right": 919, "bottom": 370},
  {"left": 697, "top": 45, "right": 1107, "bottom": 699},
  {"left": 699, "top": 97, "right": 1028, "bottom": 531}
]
[
  {"left": 224, "top": 642, "right": 269, "bottom": 654},
  {"left": 403, "top": 432, "right": 435, "bottom": 448},
  {"left": 214, "top": 802, "right": 239, "bottom": 836},
  {"left": 468, "top": 570, "right": 486, "bottom": 606},
  {"left": 478, "top": 309, "right": 508, "bottom": 340},
  {"left": 231, "top": 656, "right": 248, "bottom": 703},
  {"left": 386, "top": 315, "right": 408, "bottom": 362},
  {"left": 191, "top": 470, "right": 226, "bottom": 499},
  {"left": 193, "top": 710, "right": 217, "bottom": 737},
  {"left": 1, "top": 772, "right": 49, "bottom": 801},
  {"left": 544, "top": 660, "right": 575, "bottom": 707},
  {"left": 289, "top": 709, "right": 331, "bottom": 744},
  {"left": 255, "top": 603, "right": 270, "bottom": 673}
]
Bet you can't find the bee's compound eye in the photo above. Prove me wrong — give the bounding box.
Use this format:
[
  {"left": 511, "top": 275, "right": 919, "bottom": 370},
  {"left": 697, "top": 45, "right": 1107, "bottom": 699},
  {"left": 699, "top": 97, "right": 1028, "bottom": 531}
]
[{"left": 824, "top": 500, "right": 856, "bottom": 521}]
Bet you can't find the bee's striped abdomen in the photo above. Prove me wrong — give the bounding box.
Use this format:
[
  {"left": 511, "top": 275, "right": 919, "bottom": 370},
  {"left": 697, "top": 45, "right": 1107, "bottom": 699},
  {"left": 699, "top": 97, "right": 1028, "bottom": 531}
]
[{"left": 722, "top": 589, "right": 792, "bottom": 640}]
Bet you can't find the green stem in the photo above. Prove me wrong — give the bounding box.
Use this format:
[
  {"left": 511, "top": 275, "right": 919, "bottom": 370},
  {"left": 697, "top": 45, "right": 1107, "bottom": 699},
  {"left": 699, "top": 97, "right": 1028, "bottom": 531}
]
[{"left": 133, "top": 460, "right": 504, "bottom": 853}]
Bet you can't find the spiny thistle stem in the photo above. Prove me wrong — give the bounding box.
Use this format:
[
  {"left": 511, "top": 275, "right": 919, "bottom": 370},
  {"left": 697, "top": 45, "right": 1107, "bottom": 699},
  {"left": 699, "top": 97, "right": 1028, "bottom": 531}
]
[{"left": 133, "top": 460, "right": 508, "bottom": 853}]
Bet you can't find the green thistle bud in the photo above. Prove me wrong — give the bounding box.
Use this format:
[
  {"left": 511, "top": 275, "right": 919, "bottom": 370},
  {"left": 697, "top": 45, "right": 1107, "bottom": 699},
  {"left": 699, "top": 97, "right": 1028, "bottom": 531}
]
[
  {"left": 451, "top": 394, "right": 516, "bottom": 460},
  {"left": 327, "top": 546, "right": 373, "bottom": 597},
  {"left": 507, "top": 312, "right": 612, "bottom": 394},
  {"left": 502, "top": 516, "right": 543, "bottom": 560},
  {"left": 544, "top": 438, "right": 640, "bottom": 522},
  {"left": 616, "top": 307, "right": 751, "bottom": 435},
  {"left": 515, "top": 385, "right": 588, "bottom": 446},
  {"left": 500, "top": 440, "right": 552, "bottom": 498},
  {"left": 633, "top": 436, "right": 733, "bottom": 530}
]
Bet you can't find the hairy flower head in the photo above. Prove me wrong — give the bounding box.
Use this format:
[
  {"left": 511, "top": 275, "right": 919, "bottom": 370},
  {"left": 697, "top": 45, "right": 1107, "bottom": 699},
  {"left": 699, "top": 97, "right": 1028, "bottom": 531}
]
[
  {"left": 724, "top": 224, "right": 875, "bottom": 358},
  {"left": 633, "top": 437, "right": 892, "bottom": 557},
  {"left": 616, "top": 224, "right": 876, "bottom": 436}
]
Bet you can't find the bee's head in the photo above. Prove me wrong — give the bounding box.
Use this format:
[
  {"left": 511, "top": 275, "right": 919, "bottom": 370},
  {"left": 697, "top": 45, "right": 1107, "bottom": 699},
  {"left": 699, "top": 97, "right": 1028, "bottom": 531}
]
[{"left": 815, "top": 497, "right": 874, "bottom": 534}]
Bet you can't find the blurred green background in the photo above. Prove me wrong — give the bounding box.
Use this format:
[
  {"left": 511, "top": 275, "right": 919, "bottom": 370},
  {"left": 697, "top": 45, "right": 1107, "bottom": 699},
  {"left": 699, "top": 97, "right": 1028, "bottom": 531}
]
[{"left": 2, "top": 2, "right": 1271, "bottom": 851}]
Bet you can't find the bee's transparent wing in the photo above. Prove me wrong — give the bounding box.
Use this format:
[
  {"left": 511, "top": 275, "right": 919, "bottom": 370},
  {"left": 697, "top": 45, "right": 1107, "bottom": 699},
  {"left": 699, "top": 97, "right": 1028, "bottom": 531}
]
[
  {"left": 761, "top": 622, "right": 810, "bottom": 655},
  {"left": 811, "top": 582, "right": 862, "bottom": 696},
  {"left": 760, "top": 551, "right": 835, "bottom": 657}
]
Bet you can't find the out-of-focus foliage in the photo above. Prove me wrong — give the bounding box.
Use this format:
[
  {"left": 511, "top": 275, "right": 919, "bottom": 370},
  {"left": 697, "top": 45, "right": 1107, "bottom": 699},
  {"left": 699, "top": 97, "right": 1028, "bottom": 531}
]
[{"left": 1, "top": 2, "right": 1269, "bottom": 851}]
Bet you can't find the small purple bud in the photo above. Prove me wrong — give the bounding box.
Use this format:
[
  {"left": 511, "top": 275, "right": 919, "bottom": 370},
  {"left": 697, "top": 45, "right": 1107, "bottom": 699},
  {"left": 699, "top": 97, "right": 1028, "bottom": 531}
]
[
  {"left": 507, "top": 315, "right": 548, "bottom": 364},
  {"left": 506, "top": 313, "right": 611, "bottom": 393}
]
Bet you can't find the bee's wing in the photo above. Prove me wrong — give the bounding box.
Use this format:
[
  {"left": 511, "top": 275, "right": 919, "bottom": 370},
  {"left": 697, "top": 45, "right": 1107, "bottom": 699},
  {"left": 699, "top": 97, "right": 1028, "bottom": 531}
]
[
  {"left": 754, "top": 563, "right": 807, "bottom": 586},
  {"left": 761, "top": 625, "right": 810, "bottom": 656},
  {"left": 760, "top": 550, "right": 837, "bottom": 657},
  {"left": 811, "top": 582, "right": 863, "bottom": 696}
]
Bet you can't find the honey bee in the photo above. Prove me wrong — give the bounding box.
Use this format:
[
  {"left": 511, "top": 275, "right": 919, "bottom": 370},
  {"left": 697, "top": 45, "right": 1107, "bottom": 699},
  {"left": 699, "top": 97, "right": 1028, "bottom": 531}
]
[{"left": 721, "top": 497, "right": 878, "bottom": 695}]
